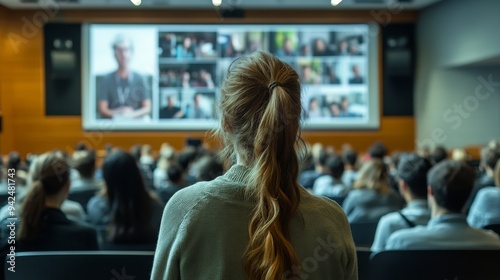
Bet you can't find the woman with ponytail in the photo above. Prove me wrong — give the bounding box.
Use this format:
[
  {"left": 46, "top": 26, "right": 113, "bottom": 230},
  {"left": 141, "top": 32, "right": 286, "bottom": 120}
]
[
  {"left": 1, "top": 152, "right": 98, "bottom": 252},
  {"left": 152, "top": 51, "right": 357, "bottom": 280}
]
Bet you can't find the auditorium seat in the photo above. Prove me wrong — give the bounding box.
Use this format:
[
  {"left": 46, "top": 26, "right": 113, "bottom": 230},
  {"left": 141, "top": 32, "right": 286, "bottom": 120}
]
[
  {"left": 4, "top": 251, "right": 154, "bottom": 280},
  {"left": 68, "top": 189, "right": 99, "bottom": 211},
  {"left": 349, "top": 222, "right": 378, "bottom": 247},
  {"left": 369, "top": 250, "right": 500, "bottom": 280},
  {"left": 484, "top": 224, "right": 500, "bottom": 235},
  {"left": 356, "top": 247, "right": 371, "bottom": 280}
]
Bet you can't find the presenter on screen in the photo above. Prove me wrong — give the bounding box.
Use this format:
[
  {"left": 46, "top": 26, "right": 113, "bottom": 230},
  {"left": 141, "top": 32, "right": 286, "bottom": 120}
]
[{"left": 97, "top": 35, "right": 151, "bottom": 120}]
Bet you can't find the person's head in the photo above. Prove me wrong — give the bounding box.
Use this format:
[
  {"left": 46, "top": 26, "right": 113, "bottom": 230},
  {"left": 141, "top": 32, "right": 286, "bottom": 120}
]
[
  {"left": 167, "top": 164, "right": 183, "bottom": 185},
  {"left": 340, "top": 96, "right": 349, "bottom": 111},
  {"left": 193, "top": 155, "right": 224, "bottom": 182},
  {"left": 354, "top": 159, "right": 390, "bottom": 193},
  {"left": 283, "top": 37, "right": 293, "bottom": 52},
  {"left": 342, "top": 148, "right": 358, "bottom": 169},
  {"left": 19, "top": 152, "right": 71, "bottom": 242},
  {"left": 112, "top": 35, "right": 133, "bottom": 69},
  {"left": 430, "top": 146, "right": 448, "bottom": 165},
  {"left": 183, "top": 36, "right": 192, "bottom": 49},
  {"left": 484, "top": 148, "right": 500, "bottom": 176},
  {"left": 72, "top": 150, "right": 96, "bottom": 179},
  {"left": 427, "top": 160, "right": 475, "bottom": 214},
  {"left": 102, "top": 150, "right": 156, "bottom": 243},
  {"left": 329, "top": 102, "right": 340, "bottom": 116},
  {"left": 217, "top": 51, "right": 304, "bottom": 279},
  {"left": 495, "top": 159, "right": 500, "bottom": 188},
  {"left": 314, "top": 38, "right": 326, "bottom": 53},
  {"left": 182, "top": 71, "right": 190, "bottom": 82},
  {"left": 451, "top": 148, "right": 468, "bottom": 163},
  {"left": 167, "top": 95, "right": 176, "bottom": 107},
  {"left": 129, "top": 144, "right": 142, "bottom": 162},
  {"left": 338, "top": 40, "right": 348, "bottom": 52},
  {"left": 141, "top": 144, "right": 153, "bottom": 157},
  {"left": 368, "top": 142, "right": 388, "bottom": 159},
  {"left": 352, "top": 65, "right": 360, "bottom": 76},
  {"left": 8, "top": 151, "right": 21, "bottom": 170},
  {"left": 309, "top": 98, "right": 318, "bottom": 111},
  {"left": 397, "top": 153, "right": 432, "bottom": 201},
  {"left": 326, "top": 155, "right": 344, "bottom": 180},
  {"left": 193, "top": 93, "right": 203, "bottom": 106},
  {"left": 75, "top": 141, "right": 88, "bottom": 151}
]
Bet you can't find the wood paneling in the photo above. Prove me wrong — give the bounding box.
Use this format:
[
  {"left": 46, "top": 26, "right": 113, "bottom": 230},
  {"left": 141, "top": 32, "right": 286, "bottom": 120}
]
[{"left": 0, "top": 7, "right": 417, "bottom": 157}]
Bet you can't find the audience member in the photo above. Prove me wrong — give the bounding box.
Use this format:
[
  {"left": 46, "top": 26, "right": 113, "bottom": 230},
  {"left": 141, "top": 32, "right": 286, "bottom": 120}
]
[
  {"left": 451, "top": 148, "right": 468, "bottom": 163},
  {"left": 371, "top": 154, "right": 432, "bottom": 252},
  {"left": 0, "top": 153, "right": 98, "bottom": 253},
  {"left": 70, "top": 150, "right": 101, "bottom": 192},
  {"left": 153, "top": 143, "right": 176, "bottom": 189},
  {"left": 191, "top": 155, "right": 224, "bottom": 182},
  {"left": 348, "top": 65, "right": 364, "bottom": 84},
  {"left": 463, "top": 145, "right": 500, "bottom": 213},
  {"left": 341, "top": 147, "right": 359, "bottom": 187},
  {"left": 86, "top": 151, "right": 163, "bottom": 249},
  {"left": 130, "top": 144, "right": 154, "bottom": 189},
  {"left": 368, "top": 141, "right": 388, "bottom": 160},
  {"left": 313, "top": 154, "right": 348, "bottom": 197},
  {"left": 151, "top": 51, "right": 357, "bottom": 279},
  {"left": 386, "top": 160, "right": 500, "bottom": 250},
  {"left": 298, "top": 143, "right": 328, "bottom": 189},
  {"left": 157, "top": 164, "right": 185, "bottom": 205},
  {"left": 467, "top": 159, "right": 500, "bottom": 228},
  {"left": 342, "top": 159, "right": 404, "bottom": 223},
  {"left": 429, "top": 145, "right": 448, "bottom": 165}
]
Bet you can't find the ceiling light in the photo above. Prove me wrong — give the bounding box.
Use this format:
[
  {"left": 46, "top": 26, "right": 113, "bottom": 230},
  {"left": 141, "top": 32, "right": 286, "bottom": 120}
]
[
  {"left": 212, "top": 0, "right": 222, "bottom": 7},
  {"left": 131, "top": 0, "right": 142, "bottom": 6},
  {"left": 331, "top": 0, "right": 342, "bottom": 6}
]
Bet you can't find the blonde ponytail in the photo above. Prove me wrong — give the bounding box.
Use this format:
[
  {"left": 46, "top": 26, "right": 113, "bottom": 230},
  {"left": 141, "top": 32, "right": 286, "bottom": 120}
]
[{"left": 218, "top": 51, "right": 304, "bottom": 279}]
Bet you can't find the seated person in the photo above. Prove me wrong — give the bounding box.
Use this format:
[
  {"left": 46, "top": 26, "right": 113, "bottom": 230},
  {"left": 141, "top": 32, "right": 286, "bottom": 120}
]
[
  {"left": 371, "top": 154, "right": 432, "bottom": 252},
  {"left": 386, "top": 160, "right": 500, "bottom": 250},
  {"left": 159, "top": 95, "right": 184, "bottom": 119},
  {"left": 463, "top": 144, "right": 500, "bottom": 213},
  {"left": 467, "top": 159, "right": 500, "bottom": 228},
  {"left": 313, "top": 154, "right": 349, "bottom": 197},
  {"left": 158, "top": 164, "right": 186, "bottom": 205},
  {"left": 348, "top": 65, "right": 364, "bottom": 84},
  {"left": 341, "top": 147, "right": 359, "bottom": 188},
  {"left": 298, "top": 143, "right": 328, "bottom": 190},
  {"left": 70, "top": 150, "right": 101, "bottom": 192},
  {"left": 0, "top": 153, "right": 98, "bottom": 253},
  {"left": 342, "top": 159, "right": 404, "bottom": 223},
  {"left": 86, "top": 150, "right": 163, "bottom": 250}
]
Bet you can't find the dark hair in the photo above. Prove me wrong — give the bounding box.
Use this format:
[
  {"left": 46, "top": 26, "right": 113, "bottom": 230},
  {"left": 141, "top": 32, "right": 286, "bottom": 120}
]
[
  {"left": 73, "top": 151, "right": 96, "bottom": 179},
  {"left": 8, "top": 152, "right": 21, "bottom": 170},
  {"left": 428, "top": 160, "right": 475, "bottom": 213},
  {"left": 430, "top": 146, "right": 448, "bottom": 165},
  {"left": 195, "top": 156, "right": 224, "bottom": 182},
  {"left": 317, "top": 148, "right": 328, "bottom": 166},
  {"left": 129, "top": 144, "right": 142, "bottom": 162},
  {"left": 177, "top": 148, "right": 198, "bottom": 172},
  {"left": 342, "top": 148, "right": 358, "bottom": 167},
  {"left": 19, "top": 153, "right": 70, "bottom": 242},
  {"left": 326, "top": 155, "right": 344, "bottom": 180},
  {"left": 167, "top": 164, "right": 183, "bottom": 183},
  {"left": 397, "top": 153, "right": 432, "bottom": 199},
  {"left": 485, "top": 148, "right": 500, "bottom": 170},
  {"left": 368, "top": 142, "right": 388, "bottom": 159},
  {"left": 102, "top": 150, "right": 157, "bottom": 244},
  {"left": 75, "top": 141, "right": 88, "bottom": 151}
]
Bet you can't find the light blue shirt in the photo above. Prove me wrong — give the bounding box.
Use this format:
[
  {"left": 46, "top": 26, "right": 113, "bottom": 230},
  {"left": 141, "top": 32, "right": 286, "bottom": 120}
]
[
  {"left": 371, "top": 199, "right": 430, "bottom": 252},
  {"left": 312, "top": 175, "right": 349, "bottom": 197},
  {"left": 386, "top": 214, "right": 500, "bottom": 250},
  {"left": 341, "top": 170, "right": 358, "bottom": 188},
  {"left": 467, "top": 187, "right": 500, "bottom": 228}
]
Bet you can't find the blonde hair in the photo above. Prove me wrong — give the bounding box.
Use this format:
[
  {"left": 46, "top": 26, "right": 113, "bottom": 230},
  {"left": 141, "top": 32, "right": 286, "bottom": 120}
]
[
  {"left": 217, "top": 51, "right": 305, "bottom": 279},
  {"left": 354, "top": 159, "right": 390, "bottom": 193},
  {"left": 495, "top": 159, "right": 500, "bottom": 188}
]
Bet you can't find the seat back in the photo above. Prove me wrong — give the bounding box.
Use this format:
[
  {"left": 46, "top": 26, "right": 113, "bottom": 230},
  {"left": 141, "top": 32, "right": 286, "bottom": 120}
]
[
  {"left": 349, "top": 222, "right": 378, "bottom": 247},
  {"left": 68, "top": 189, "right": 99, "bottom": 210},
  {"left": 356, "top": 247, "right": 372, "bottom": 280},
  {"left": 370, "top": 250, "right": 500, "bottom": 280},
  {"left": 484, "top": 224, "right": 500, "bottom": 235},
  {"left": 4, "top": 251, "right": 154, "bottom": 280}
]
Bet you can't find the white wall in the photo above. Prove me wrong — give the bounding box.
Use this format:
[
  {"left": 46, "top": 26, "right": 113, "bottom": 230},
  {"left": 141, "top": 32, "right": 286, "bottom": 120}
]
[{"left": 415, "top": 0, "right": 500, "bottom": 149}]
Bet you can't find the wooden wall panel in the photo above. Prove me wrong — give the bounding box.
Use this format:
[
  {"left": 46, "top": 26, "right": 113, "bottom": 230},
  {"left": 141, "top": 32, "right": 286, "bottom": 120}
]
[{"left": 0, "top": 7, "right": 417, "bottom": 157}]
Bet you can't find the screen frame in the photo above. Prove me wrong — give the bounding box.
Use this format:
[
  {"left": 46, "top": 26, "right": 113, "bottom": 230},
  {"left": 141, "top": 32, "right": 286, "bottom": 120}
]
[{"left": 81, "top": 23, "right": 380, "bottom": 131}]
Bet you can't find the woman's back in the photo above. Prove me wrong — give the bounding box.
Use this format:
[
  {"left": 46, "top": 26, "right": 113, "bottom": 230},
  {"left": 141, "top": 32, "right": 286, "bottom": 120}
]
[{"left": 152, "top": 165, "right": 357, "bottom": 280}]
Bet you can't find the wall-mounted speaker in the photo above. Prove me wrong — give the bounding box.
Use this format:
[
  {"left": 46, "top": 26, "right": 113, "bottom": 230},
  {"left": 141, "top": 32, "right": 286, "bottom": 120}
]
[
  {"left": 382, "top": 23, "right": 415, "bottom": 116},
  {"left": 44, "top": 23, "right": 81, "bottom": 116}
]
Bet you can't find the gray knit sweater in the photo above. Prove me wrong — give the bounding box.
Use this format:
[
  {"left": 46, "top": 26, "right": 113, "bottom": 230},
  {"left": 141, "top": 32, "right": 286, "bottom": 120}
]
[{"left": 151, "top": 164, "right": 358, "bottom": 280}]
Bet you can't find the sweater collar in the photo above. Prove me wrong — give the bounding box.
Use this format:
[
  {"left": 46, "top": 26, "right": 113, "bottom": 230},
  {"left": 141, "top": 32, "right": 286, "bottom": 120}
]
[{"left": 223, "top": 164, "right": 251, "bottom": 184}]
